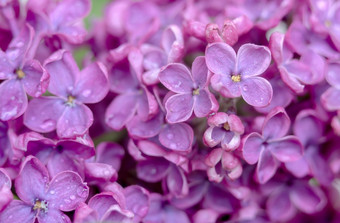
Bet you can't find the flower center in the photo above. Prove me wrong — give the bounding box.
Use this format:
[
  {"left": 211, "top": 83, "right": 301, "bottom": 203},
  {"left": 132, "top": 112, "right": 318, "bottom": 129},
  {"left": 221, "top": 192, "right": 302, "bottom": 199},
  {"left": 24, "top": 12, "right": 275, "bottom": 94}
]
[
  {"left": 231, "top": 74, "right": 241, "bottom": 82},
  {"left": 66, "top": 95, "right": 75, "bottom": 106},
  {"left": 16, "top": 69, "right": 25, "bottom": 79},
  {"left": 192, "top": 88, "right": 200, "bottom": 95},
  {"left": 325, "top": 20, "right": 331, "bottom": 27},
  {"left": 223, "top": 122, "right": 230, "bottom": 131},
  {"left": 33, "top": 199, "right": 48, "bottom": 212}
]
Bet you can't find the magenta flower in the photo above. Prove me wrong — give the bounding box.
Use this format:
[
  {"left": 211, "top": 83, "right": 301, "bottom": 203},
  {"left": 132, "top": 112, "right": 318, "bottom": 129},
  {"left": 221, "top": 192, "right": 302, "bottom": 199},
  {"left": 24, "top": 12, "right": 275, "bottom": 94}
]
[
  {"left": 0, "top": 24, "right": 49, "bottom": 121},
  {"left": 205, "top": 42, "right": 273, "bottom": 107},
  {"left": 203, "top": 112, "right": 244, "bottom": 151},
  {"left": 242, "top": 107, "right": 303, "bottom": 184},
  {"left": 159, "top": 56, "right": 219, "bottom": 123},
  {"left": 0, "top": 156, "right": 89, "bottom": 223},
  {"left": 24, "top": 50, "right": 109, "bottom": 138},
  {"left": 321, "top": 62, "right": 340, "bottom": 111}
]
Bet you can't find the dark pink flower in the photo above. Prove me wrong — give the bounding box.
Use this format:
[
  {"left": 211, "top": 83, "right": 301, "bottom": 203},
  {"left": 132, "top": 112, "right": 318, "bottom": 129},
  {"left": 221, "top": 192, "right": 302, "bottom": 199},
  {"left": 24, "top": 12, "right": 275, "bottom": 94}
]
[
  {"left": 24, "top": 50, "right": 109, "bottom": 138},
  {"left": 206, "top": 42, "right": 273, "bottom": 107},
  {"left": 159, "top": 56, "right": 219, "bottom": 123},
  {"left": 0, "top": 156, "right": 89, "bottom": 223}
]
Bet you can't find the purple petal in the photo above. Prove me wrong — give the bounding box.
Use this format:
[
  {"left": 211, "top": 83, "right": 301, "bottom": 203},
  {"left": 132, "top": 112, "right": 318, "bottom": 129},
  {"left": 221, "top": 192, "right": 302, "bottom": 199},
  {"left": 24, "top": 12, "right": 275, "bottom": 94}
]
[
  {"left": 192, "top": 56, "right": 208, "bottom": 88},
  {"left": 24, "top": 97, "right": 65, "bottom": 133},
  {"left": 193, "top": 209, "right": 219, "bottom": 223},
  {"left": 266, "top": 188, "right": 296, "bottom": 222},
  {"left": 256, "top": 147, "right": 278, "bottom": 184},
  {"left": 126, "top": 112, "right": 163, "bottom": 139},
  {"left": 321, "top": 87, "right": 340, "bottom": 111},
  {"left": 73, "top": 62, "right": 109, "bottom": 104},
  {"left": 38, "top": 209, "right": 71, "bottom": 223},
  {"left": 210, "top": 73, "right": 241, "bottom": 98},
  {"left": 290, "top": 183, "right": 326, "bottom": 214},
  {"left": 326, "top": 62, "right": 340, "bottom": 88},
  {"left": 0, "top": 79, "right": 27, "bottom": 121},
  {"left": 85, "top": 162, "right": 117, "bottom": 183},
  {"left": 74, "top": 202, "right": 97, "bottom": 223},
  {"left": 165, "top": 165, "right": 188, "bottom": 197},
  {"left": 171, "top": 182, "right": 208, "bottom": 209},
  {"left": 0, "top": 201, "right": 35, "bottom": 223},
  {"left": 205, "top": 42, "right": 236, "bottom": 75},
  {"left": 242, "top": 132, "right": 264, "bottom": 164},
  {"left": 50, "top": 0, "right": 90, "bottom": 26},
  {"left": 285, "top": 158, "right": 310, "bottom": 178},
  {"left": 159, "top": 63, "right": 193, "bottom": 94},
  {"left": 87, "top": 193, "right": 119, "bottom": 220},
  {"left": 161, "top": 25, "right": 184, "bottom": 63},
  {"left": 203, "top": 127, "right": 225, "bottom": 148},
  {"left": 137, "top": 158, "right": 170, "bottom": 182},
  {"left": 307, "top": 147, "right": 334, "bottom": 186},
  {"left": 96, "top": 142, "right": 125, "bottom": 171},
  {"left": 164, "top": 206, "right": 190, "bottom": 223},
  {"left": 102, "top": 205, "right": 134, "bottom": 222},
  {"left": 47, "top": 171, "right": 89, "bottom": 212},
  {"left": 159, "top": 123, "right": 194, "bottom": 152},
  {"left": 124, "top": 185, "right": 149, "bottom": 221},
  {"left": 194, "top": 90, "right": 216, "bottom": 117},
  {"left": 262, "top": 107, "right": 290, "bottom": 140},
  {"left": 0, "top": 51, "right": 14, "bottom": 79},
  {"left": 236, "top": 43, "right": 271, "bottom": 77},
  {"left": 105, "top": 93, "right": 138, "bottom": 130},
  {"left": 268, "top": 136, "right": 303, "bottom": 163},
  {"left": 21, "top": 59, "right": 49, "bottom": 97},
  {"left": 240, "top": 77, "right": 273, "bottom": 107},
  {"left": 15, "top": 156, "right": 49, "bottom": 203},
  {"left": 57, "top": 104, "right": 93, "bottom": 138},
  {"left": 47, "top": 152, "right": 84, "bottom": 178},
  {"left": 44, "top": 50, "right": 78, "bottom": 97},
  {"left": 165, "top": 93, "right": 194, "bottom": 123}
]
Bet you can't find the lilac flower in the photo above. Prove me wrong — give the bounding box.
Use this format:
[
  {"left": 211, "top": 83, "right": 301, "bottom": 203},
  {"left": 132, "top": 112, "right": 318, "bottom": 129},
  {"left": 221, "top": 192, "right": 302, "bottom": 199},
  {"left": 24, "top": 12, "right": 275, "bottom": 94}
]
[
  {"left": 0, "top": 168, "right": 12, "bottom": 211},
  {"left": 0, "top": 156, "right": 89, "bottom": 223},
  {"left": 321, "top": 62, "right": 340, "bottom": 111},
  {"left": 0, "top": 24, "right": 49, "bottom": 121},
  {"left": 205, "top": 20, "right": 239, "bottom": 45},
  {"left": 269, "top": 32, "right": 326, "bottom": 93},
  {"left": 242, "top": 107, "right": 303, "bottom": 184},
  {"left": 24, "top": 50, "right": 109, "bottom": 138},
  {"left": 203, "top": 112, "right": 244, "bottom": 151},
  {"left": 205, "top": 42, "right": 273, "bottom": 107},
  {"left": 159, "top": 56, "right": 219, "bottom": 123}
]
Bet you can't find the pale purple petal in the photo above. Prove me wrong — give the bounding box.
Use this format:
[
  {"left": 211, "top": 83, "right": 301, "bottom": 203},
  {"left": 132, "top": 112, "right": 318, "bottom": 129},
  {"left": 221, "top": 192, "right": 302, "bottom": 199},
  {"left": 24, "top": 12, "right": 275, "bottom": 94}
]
[
  {"left": 38, "top": 209, "right": 71, "bottom": 223},
  {"left": 21, "top": 59, "right": 49, "bottom": 97},
  {"left": 47, "top": 171, "right": 89, "bottom": 212},
  {"left": 47, "top": 152, "right": 84, "bottom": 178},
  {"left": 236, "top": 44, "right": 271, "bottom": 77},
  {"left": 24, "top": 97, "right": 65, "bottom": 133},
  {"left": 159, "top": 63, "right": 193, "bottom": 94},
  {"left": 262, "top": 107, "right": 290, "bottom": 140},
  {"left": 84, "top": 162, "right": 116, "bottom": 183},
  {"left": 326, "top": 62, "right": 340, "bottom": 88},
  {"left": 57, "top": 104, "right": 93, "bottom": 138},
  {"left": 165, "top": 166, "right": 188, "bottom": 197},
  {"left": 96, "top": 142, "right": 125, "bottom": 171},
  {"left": 165, "top": 93, "right": 194, "bottom": 123},
  {"left": 0, "top": 51, "right": 14, "bottom": 79},
  {"left": 44, "top": 50, "right": 78, "bottom": 97},
  {"left": 267, "top": 188, "right": 296, "bottom": 222},
  {"left": 126, "top": 112, "right": 163, "bottom": 139},
  {"left": 205, "top": 42, "right": 236, "bottom": 75},
  {"left": 15, "top": 156, "right": 49, "bottom": 203},
  {"left": 210, "top": 73, "right": 241, "bottom": 98},
  {"left": 285, "top": 158, "right": 310, "bottom": 178},
  {"left": 240, "top": 77, "right": 273, "bottom": 107},
  {"left": 256, "top": 148, "right": 278, "bottom": 184},
  {"left": 73, "top": 62, "right": 109, "bottom": 104},
  {"left": 321, "top": 88, "right": 340, "bottom": 111},
  {"left": 192, "top": 56, "right": 208, "bottom": 88},
  {"left": 194, "top": 90, "right": 215, "bottom": 117},
  {"left": 0, "top": 201, "right": 35, "bottom": 223},
  {"left": 242, "top": 132, "right": 263, "bottom": 164},
  {"left": 202, "top": 184, "right": 238, "bottom": 213},
  {"left": 102, "top": 205, "right": 134, "bottom": 222},
  {"left": 137, "top": 158, "right": 170, "bottom": 182},
  {"left": 203, "top": 127, "right": 225, "bottom": 148},
  {"left": 0, "top": 79, "right": 27, "bottom": 121},
  {"left": 159, "top": 123, "right": 193, "bottom": 152},
  {"left": 171, "top": 182, "right": 208, "bottom": 209},
  {"left": 74, "top": 202, "right": 97, "bottom": 223},
  {"left": 193, "top": 209, "right": 219, "bottom": 223},
  {"left": 124, "top": 185, "right": 149, "bottom": 221},
  {"left": 268, "top": 136, "right": 303, "bottom": 162}
]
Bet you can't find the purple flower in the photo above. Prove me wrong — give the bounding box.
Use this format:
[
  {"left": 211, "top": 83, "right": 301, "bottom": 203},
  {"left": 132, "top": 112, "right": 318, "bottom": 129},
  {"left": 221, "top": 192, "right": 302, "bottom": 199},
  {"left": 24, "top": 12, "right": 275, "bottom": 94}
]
[
  {"left": 159, "top": 56, "right": 219, "bottom": 123},
  {"left": 203, "top": 112, "right": 244, "bottom": 151},
  {"left": 0, "top": 24, "right": 49, "bottom": 121},
  {"left": 205, "top": 42, "right": 273, "bottom": 107},
  {"left": 24, "top": 50, "right": 109, "bottom": 138},
  {"left": 321, "top": 62, "right": 340, "bottom": 111},
  {"left": 242, "top": 107, "right": 303, "bottom": 184},
  {"left": 0, "top": 168, "right": 12, "bottom": 211},
  {"left": 0, "top": 156, "right": 89, "bottom": 223}
]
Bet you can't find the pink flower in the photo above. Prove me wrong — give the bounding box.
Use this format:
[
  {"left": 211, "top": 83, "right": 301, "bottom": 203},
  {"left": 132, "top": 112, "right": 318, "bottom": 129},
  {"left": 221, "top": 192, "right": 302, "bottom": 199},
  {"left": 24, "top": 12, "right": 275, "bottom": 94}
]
[{"left": 206, "top": 42, "right": 273, "bottom": 107}]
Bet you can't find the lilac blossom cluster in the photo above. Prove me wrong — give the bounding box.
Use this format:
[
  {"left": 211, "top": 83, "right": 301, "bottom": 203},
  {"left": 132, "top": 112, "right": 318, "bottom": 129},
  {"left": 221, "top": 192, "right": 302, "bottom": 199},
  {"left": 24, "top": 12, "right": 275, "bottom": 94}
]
[{"left": 1, "top": 0, "right": 340, "bottom": 222}]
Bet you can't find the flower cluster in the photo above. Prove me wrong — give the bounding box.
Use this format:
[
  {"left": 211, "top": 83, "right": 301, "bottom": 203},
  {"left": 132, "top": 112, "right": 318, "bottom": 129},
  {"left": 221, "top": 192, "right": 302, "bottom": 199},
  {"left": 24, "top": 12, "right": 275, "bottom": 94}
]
[{"left": 0, "top": 0, "right": 340, "bottom": 222}]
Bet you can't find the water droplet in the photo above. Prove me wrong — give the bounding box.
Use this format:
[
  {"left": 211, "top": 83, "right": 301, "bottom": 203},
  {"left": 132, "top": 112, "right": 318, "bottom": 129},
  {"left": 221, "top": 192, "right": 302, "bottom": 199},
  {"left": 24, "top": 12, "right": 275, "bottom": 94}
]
[
  {"left": 242, "top": 85, "right": 248, "bottom": 92},
  {"left": 16, "top": 41, "right": 24, "bottom": 47},
  {"left": 70, "top": 195, "right": 76, "bottom": 200},
  {"left": 170, "top": 143, "right": 177, "bottom": 149},
  {"left": 10, "top": 96, "right": 15, "bottom": 100},
  {"left": 76, "top": 185, "right": 88, "bottom": 198},
  {"left": 59, "top": 204, "right": 64, "bottom": 209},
  {"left": 40, "top": 120, "right": 55, "bottom": 129},
  {"left": 167, "top": 133, "right": 174, "bottom": 139},
  {"left": 150, "top": 168, "right": 157, "bottom": 174},
  {"left": 64, "top": 199, "right": 71, "bottom": 204},
  {"left": 82, "top": 90, "right": 91, "bottom": 97},
  {"left": 49, "top": 190, "right": 55, "bottom": 195}
]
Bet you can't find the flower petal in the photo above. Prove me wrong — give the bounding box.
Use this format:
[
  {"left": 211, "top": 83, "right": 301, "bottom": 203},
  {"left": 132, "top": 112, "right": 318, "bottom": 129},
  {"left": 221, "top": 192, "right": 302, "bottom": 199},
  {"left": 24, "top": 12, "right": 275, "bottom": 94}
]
[
  {"left": 0, "top": 79, "right": 27, "bottom": 121},
  {"left": 210, "top": 73, "right": 241, "bottom": 98},
  {"left": 126, "top": 112, "right": 163, "bottom": 139},
  {"left": 159, "top": 123, "right": 194, "bottom": 152},
  {"left": 236, "top": 43, "right": 271, "bottom": 77},
  {"left": 321, "top": 87, "right": 340, "bottom": 111},
  {"left": 266, "top": 188, "right": 296, "bottom": 222},
  {"left": 124, "top": 185, "right": 149, "bottom": 221},
  {"left": 159, "top": 63, "right": 193, "bottom": 93},
  {"left": 326, "top": 62, "right": 340, "bottom": 88},
  {"left": 24, "top": 97, "right": 65, "bottom": 133},
  {"left": 0, "top": 201, "right": 35, "bottom": 223},
  {"left": 240, "top": 77, "right": 273, "bottom": 107},
  {"left": 73, "top": 62, "right": 109, "bottom": 104},
  {"left": 165, "top": 93, "right": 194, "bottom": 123},
  {"left": 205, "top": 42, "right": 236, "bottom": 75},
  {"left": 57, "top": 104, "right": 93, "bottom": 138},
  {"left": 47, "top": 171, "right": 89, "bottom": 212},
  {"left": 38, "top": 208, "right": 71, "bottom": 223},
  {"left": 137, "top": 158, "right": 170, "bottom": 183},
  {"left": 256, "top": 147, "right": 278, "bottom": 184},
  {"left": 22, "top": 59, "right": 49, "bottom": 97},
  {"left": 268, "top": 136, "right": 303, "bottom": 162},
  {"left": 242, "top": 132, "right": 263, "bottom": 164},
  {"left": 192, "top": 56, "right": 208, "bottom": 88},
  {"left": 15, "top": 156, "right": 49, "bottom": 203},
  {"left": 262, "top": 106, "right": 290, "bottom": 140},
  {"left": 194, "top": 90, "right": 216, "bottom": 117}
]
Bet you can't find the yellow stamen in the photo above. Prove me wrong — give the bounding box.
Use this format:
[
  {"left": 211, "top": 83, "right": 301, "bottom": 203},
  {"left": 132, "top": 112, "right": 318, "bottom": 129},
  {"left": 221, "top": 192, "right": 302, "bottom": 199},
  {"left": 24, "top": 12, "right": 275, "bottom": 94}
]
[
  {"left": 223, "top": 122, "right": 230, "bottom": 131},
  {"left": 33, "top": 200, "right": 48, "bottom": 212},
  {"left": 16, "top": 69, "right": 25, "bottom": 79},
  {"left": 231, "top": 74, "right": 241, "bottom": 82},
  {"left": 192, "top": 88, "right": 200, "bottom": 95},
  {"left": 325, "top": 20, "right": 331, "bottom": 27},
  {"left": 67, "top": 95, "right": 75, "bottom": 104}
]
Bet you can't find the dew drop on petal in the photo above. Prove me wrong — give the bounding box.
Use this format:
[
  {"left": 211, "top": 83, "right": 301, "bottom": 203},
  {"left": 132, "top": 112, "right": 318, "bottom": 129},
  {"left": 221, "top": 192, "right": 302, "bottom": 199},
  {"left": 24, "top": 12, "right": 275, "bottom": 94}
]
[
  {"left": 76, "top": 185, "right": 88, "bottom": 198},
  {"left": 40, "top": 120, "right": 55, "bottom": 129},
  {"left": 64, "top": 199, "right": 71, "bottom": 204},
  {"left": 49, "top": 190, "right": 55, "bottom": 195},
  {"left": 242, "top": 85, "right": 248, "bottom": 92},
  {"left": 70, "top": 195, "right": 76, "bottom": 200},
  {"left": 82, "top": 90, "right": 91, "bottom": 97},
  {"left": 167, "top": 133, "right": 174, "bottom": 139},
  {"left": 170, "top": 143, "right": 177, "bottom": 149}
]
